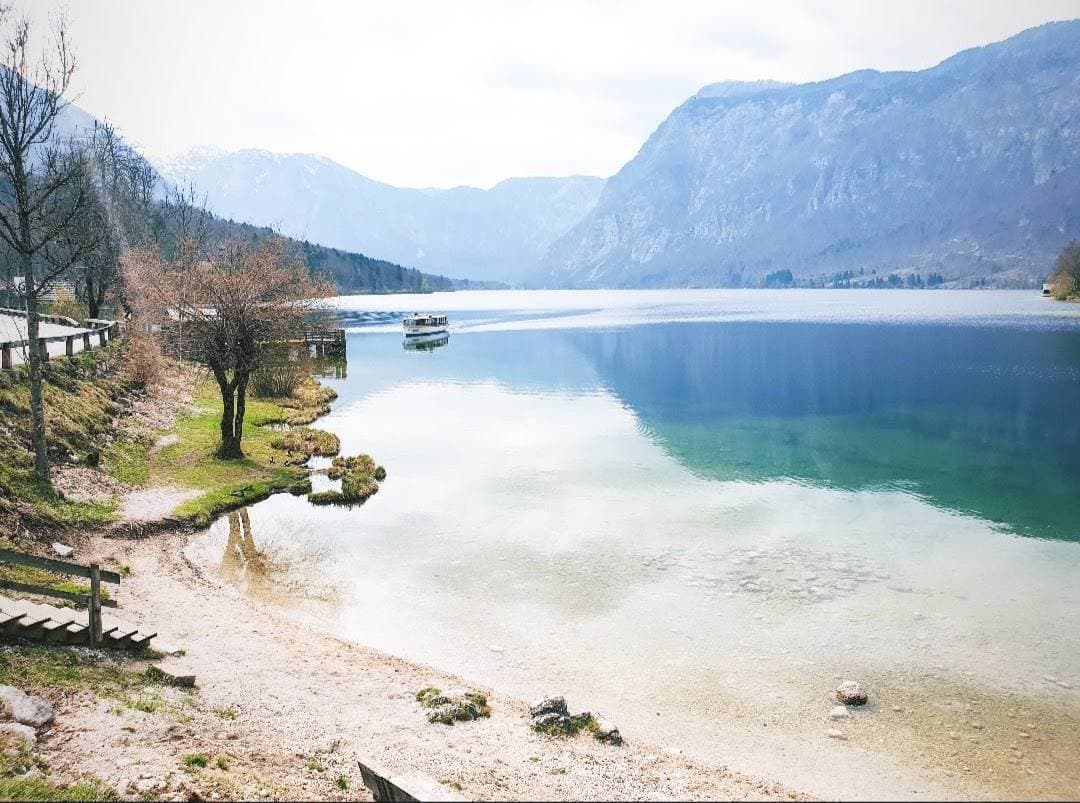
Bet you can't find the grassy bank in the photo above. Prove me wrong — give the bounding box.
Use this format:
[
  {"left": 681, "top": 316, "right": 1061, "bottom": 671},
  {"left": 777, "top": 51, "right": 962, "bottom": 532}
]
[
  {"left": 0, "top": 347, "right": 133, "bottom": 533},
  {"left": 0, "top": 337, "right": 341, "bottom": 534},
  {"left": 108, "top": 372, "right": 339, "bottom": 527}
]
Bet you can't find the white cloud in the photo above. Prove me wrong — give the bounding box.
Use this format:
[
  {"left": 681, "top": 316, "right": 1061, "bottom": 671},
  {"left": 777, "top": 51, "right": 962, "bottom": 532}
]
[{"left": 18, "top": 0, "right": 1080, "bottom": 188}]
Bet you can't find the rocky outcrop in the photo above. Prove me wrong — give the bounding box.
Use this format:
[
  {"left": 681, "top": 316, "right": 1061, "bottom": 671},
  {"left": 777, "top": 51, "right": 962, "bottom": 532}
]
[
  {"left": 529, "top": 696, "right": 623, "bottom": 745},
  {"left": 541, "top": 21, "right": 1080, "bottom": 288}
]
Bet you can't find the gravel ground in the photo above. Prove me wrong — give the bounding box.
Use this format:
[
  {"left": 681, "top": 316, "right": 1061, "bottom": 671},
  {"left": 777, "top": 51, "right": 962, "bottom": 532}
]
[{"left": 38, "top": 532, "right": 806, "bottom": 801}]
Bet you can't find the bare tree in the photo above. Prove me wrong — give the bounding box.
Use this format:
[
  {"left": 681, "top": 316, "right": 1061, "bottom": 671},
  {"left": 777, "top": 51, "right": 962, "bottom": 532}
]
[
  {"left": 124, "top": 236, "right": 332, "bottom": 458},
  {"left": 59, "top": 122, "right": 158, "bottom": 318},
  {"left": 0, "top": 9, "right": 90, "bottom": 480}
]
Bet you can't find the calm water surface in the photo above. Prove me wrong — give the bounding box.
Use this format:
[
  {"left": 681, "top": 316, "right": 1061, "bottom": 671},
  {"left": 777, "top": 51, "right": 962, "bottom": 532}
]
[{"left": 189, "top": 290, "right": 1080, "bottom": 796}]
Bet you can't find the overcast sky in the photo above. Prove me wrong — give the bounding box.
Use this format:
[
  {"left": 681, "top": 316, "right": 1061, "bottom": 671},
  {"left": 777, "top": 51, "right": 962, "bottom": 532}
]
[{"left": 20, "top": 0, "right": 1080, "bottom": 188}]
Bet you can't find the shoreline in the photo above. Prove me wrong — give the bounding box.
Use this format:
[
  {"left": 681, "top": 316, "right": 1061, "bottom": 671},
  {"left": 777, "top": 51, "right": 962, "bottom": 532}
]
[{"left": 50, "top": 528, "right": 803, "bottom": 801}]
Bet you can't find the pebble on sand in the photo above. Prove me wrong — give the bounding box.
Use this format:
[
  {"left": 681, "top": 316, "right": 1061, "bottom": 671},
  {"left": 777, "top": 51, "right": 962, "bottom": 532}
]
[
  {"left": 835, "top": 680, "right": 868, "bottom": 706},
  {"left": 825, "top": 728, "right": 847, "bottom": 740}
]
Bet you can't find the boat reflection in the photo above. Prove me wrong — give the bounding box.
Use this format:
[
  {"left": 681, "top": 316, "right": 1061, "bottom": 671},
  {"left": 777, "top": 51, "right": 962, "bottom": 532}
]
[{"left": 403, "top": 333, "right": 450, "bottom": 352}]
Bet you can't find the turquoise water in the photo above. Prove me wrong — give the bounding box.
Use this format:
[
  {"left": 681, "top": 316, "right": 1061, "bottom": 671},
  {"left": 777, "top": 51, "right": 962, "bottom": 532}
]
[
  {"left": 336, "top": 314, "right": 1080, "bottom": 541},
  {"left": 189, "top": 290, "right": 1080, "bottom": 796}
]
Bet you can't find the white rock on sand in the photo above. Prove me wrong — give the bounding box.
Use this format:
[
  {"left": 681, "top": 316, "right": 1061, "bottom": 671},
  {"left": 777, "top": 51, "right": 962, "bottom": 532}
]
[
  {"left": 0, "top": 722, "right": 38, "bottom": 749},
  {"left": 0, "top": 685, "right": 54, "bottom": 728}
]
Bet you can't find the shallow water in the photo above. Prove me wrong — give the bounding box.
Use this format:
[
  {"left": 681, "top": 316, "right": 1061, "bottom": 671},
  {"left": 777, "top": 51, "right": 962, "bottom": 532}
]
[{"left": 189, "top": 290, "right": 1080, "bottom": 798}]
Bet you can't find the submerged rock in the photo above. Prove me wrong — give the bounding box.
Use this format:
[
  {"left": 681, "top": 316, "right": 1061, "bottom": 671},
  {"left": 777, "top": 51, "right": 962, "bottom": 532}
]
[
  {"left": 0, "top": 686, "right": 53, "bottom": 728},
  {"left": 836, "top": 680, "right": 868, "bottom": 706}
]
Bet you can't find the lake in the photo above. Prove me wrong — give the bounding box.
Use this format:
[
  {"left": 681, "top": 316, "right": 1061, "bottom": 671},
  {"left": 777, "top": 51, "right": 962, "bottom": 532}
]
[{"left": 188, "top": 290, "right": 1080, "bottom": 798}]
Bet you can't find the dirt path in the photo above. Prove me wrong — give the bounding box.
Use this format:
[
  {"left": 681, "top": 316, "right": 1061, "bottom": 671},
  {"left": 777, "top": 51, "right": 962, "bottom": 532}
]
[{"left": 40, "top": 532, "right": 804, "bottom": 801}]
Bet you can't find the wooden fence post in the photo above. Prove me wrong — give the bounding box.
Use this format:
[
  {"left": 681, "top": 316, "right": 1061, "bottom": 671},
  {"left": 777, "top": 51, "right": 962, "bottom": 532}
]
[
  {"left": 65, "top": 336, "right": 74, "bottom": 357},
  {"left": 1, "top": 343, "right": 10, "bottom": 370},
  {"left": 39, "top": 339, "right": 49, "bottom": 362},
  {"left": 82, "top": 332, "right": 90, "bottom": 351},
  {"left": 98, "top": 330, "right": 106, "bottom": 347},
  {"left": 88, "top": 563, "right": 102, "bottom": 646}
]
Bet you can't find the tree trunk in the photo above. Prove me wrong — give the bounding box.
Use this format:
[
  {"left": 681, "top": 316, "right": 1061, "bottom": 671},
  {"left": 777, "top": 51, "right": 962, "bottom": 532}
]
[
  {"left": 212, "top": 365, "right": 246, "bottom": 459},
  {"left": 23, "top": 251, "right": 49, "bottom": 480},
  {"left": 233, "top": 371, "right": 249, "bottom": 451},
  {"left": 86, "top": 274, "right": 99, "bottom": 319}
]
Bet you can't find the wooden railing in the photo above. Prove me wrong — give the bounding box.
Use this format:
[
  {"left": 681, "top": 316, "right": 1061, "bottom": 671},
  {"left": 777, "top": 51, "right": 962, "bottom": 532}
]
[
  {"left": 0, "top": 318, "right": 119, "bottom": 370},
  {"left": 0, "top": 549, "right": 121, "bottom": 646}
]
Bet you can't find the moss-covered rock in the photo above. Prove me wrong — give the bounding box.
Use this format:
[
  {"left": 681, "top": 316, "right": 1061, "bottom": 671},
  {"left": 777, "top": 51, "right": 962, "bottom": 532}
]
[{"left": 415, "top": 687, "right": 491, "bottom": 725}]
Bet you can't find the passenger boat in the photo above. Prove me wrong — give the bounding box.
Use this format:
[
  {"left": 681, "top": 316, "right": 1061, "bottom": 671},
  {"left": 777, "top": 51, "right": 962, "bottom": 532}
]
[{"left": 403, "top": 313, "right": 448, "bottom": 337}]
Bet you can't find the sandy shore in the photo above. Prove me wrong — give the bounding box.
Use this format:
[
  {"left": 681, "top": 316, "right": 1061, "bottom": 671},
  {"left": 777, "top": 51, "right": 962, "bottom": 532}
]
[{"left": 37, "top": 530, "right": 804, "bottom": 801}]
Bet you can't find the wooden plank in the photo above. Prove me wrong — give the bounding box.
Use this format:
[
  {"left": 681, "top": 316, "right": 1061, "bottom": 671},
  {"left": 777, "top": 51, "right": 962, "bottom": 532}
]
[
  {"left": 0, "top": 579, "right": 118, "bottom": 608},
  {"left": 0, "top": 549, "right": 121, "bottom": 583},
  {"left": 89, "top": 563, "right": 102, "bottom": 646}
]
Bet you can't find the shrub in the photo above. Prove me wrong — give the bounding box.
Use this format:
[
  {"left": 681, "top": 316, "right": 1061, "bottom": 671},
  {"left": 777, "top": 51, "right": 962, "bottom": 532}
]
[
  {"left": 272, "top": 427, "right": 340, "bottom": 457},
  {"left": 48, "top": 288, "right": 88, "bottom": 323},
  {"left": 124, "top": 335, "right": 162, "bottom": 387},
  {"left": 252, "top": 362, "right": 306, "bottom": 399},
  {"left": 326, "top": 454, "right": 376, "bottom": 479}
]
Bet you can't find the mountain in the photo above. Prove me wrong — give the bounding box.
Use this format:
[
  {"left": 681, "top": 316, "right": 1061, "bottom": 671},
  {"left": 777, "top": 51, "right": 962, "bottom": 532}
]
[
  {"left": 540, "top": 21, "right": 1080, "bottom": 288},
  {"left": 41, "top": 104, "right": 474, "bottom": 295},
  {"left": 154, "top": 148, "right": 604, "bottom": 285}
]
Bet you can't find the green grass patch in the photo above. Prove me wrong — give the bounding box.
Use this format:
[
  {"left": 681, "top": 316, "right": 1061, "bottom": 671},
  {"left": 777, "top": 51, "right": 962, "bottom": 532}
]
[
  {"left": 307, "top": 454, "right": 385, "bottom": 507},
  {"left": 181, "top": 753, "right": 209, "bottom": 771},
  {"left": 150, "top": 379, "right": 314, "bottom": 526},
  {"left": 213, "top": 706, "right": 238, "bottom": 720},
  {"left": 0, "top": 775, "right": 117, "bottom": 801},
  {"left": 271, "top": 427, "right": 340, "bottom": 458},
  {"left": 334, "top": 775, "right": 348, "bottom": 791},
  {"left": 100, "top": 436, "right": 151, "bottom": 487},
  {"left": 0, "top": 344, "right": 132, "bottom": 532},
  {"left": 0, "top": 645, "right": 145, "bottom": 697}
]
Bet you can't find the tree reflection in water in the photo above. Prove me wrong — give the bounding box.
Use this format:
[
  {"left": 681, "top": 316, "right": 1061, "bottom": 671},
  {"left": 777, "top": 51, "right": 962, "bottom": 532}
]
[
  {"left": 219, "top": 507, "right": 274, "bottom": 599},
  {"left": 217, "top": 506, "right": 342, "bottom": 604}
]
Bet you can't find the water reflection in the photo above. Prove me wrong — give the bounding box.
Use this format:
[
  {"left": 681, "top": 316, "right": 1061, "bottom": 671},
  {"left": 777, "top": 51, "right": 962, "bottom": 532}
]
[
  {"left": 337, "top": 321, "right": 1080, "bottom": 541},
  {"left": 403, "top": 333, "right": 450, "bottom": 352},
  {"left": 216, "top": 507, "right": 341, "bottom": 604},
  {"left": 568, "top": 322, "right": 1080, "bottom": 540}
]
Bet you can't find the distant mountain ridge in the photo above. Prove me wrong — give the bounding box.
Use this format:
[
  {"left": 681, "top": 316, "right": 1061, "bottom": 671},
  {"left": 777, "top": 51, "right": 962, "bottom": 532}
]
[
  {"left": 154, "top": 149, "right": 605, "bottom": 285},
  {"left": 45, "top": 107, "right": 470, "bottom": 295},
  {"left": 539, "top": 20, "right": 1080, "bottom": 288}
]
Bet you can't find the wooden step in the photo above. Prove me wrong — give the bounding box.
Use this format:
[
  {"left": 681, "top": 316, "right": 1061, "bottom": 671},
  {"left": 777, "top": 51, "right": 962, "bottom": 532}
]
[
  {"left": 129, "top": 632, "right": 157, "bottom": 649},
  {"left": 107, "top": 626, "right": 139, "bottom": 649}
]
